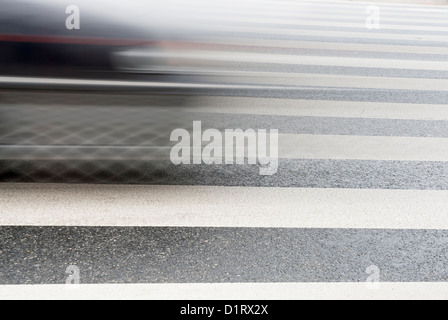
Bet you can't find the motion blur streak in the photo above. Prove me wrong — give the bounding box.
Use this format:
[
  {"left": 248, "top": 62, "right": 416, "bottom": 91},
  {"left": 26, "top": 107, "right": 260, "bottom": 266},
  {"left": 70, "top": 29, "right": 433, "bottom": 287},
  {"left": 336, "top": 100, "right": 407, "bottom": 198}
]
[
  {"left": 0, "top": 0, "right": 318, "bottom": 166},
  {"left": 0, "top": 0, "right": 254, "bottom": 163},
  {"left": 0, "top": 0, "right": 316, "bottom": 78}
]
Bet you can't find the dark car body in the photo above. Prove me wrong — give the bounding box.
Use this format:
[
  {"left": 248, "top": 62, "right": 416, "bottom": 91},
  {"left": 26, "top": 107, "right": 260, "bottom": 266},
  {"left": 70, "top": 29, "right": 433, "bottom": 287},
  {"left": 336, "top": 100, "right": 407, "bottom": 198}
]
[{"left": 0, "top": 0, "right": 158, "bottom": 77}]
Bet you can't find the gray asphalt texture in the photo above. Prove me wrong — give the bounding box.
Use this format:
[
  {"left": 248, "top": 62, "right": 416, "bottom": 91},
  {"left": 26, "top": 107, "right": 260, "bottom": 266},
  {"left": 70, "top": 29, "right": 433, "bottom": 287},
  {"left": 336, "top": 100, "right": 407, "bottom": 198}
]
[
  {"left": 1, "top": 227, "right": 448, "bottom": 284},
  {"left": 2, "top": 160, "right": 448, "bottom": 190}
]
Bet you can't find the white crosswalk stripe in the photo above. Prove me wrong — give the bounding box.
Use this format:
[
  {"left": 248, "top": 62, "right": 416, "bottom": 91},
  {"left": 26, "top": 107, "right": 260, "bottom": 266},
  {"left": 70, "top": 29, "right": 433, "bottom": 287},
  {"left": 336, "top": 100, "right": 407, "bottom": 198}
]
[
  {"left": 204, "top": 25, "right": 448, "bottom": 42},
  {"left": 212, "top": 38, "right": 448, "bottom": 54},
  {"left": 2, "top": 0, "right": 448, "bottom": 300},
  {"left": 2, "top": 282, "right": 448, "bottom": 300},
  {"left": 3, "top": 184, "right": 448, "bottom": 230},
  {"left": 186, "top": 97, "right": 448, "bottom": 120}
]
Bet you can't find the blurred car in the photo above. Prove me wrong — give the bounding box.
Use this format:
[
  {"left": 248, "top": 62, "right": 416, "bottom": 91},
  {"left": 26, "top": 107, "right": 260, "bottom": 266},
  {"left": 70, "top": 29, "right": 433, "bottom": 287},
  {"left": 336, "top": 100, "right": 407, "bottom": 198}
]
[
  {"left": 0, "top": 0, "right": 198, "bottom": 170},
  {"left": 0, "top": 0, "right": 173, "bottom": 78}
]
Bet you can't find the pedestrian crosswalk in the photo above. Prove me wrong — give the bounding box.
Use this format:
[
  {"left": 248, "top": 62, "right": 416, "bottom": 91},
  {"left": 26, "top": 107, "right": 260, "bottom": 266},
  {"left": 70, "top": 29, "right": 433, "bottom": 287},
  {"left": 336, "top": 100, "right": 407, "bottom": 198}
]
[{"left": 2, "top": 0, "right": 448, "bottom": 300}]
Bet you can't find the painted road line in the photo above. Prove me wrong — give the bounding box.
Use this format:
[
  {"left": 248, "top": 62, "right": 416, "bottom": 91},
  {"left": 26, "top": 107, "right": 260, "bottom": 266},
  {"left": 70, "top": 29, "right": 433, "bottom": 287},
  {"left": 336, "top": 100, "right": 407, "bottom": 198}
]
[
  {"left": 186, "top": 97, "right": 448, "bottom": 121},
  {"left": 2, "top": 133, "right": 448, "bottom": 161},
  {"left": 279, "top": 134, "right": 448, "bottom": 161},
  {"left": 209, "top": 26, "right": 448, "bottom": 42},
  {"left": 204, "top": 16, "right": 448, "bottom": 32},
  {"left": 192, "top": 3, "right": 448, "bottom": 23},
  {"left": 214, "top": 38, "right": 448, "bottom": 55},
  {"left": 2, "top": 184, "right": 448, "bottom": 230},
  {"left": 5, "top": 74, "right": 448, "bottom": 91},
  {"left": 11, "top": 97, "right": 448, "bottom": 121},
  {"left": 217, "top": 73, "right": 448, "bottom": 91},
  {"left": 1, "top": 282, "right": 447, "bottom": 300},
  {"left": 134, "top": 50, "right": 448, "bottom": 71},
  {"left": 208, "top": 12, "right": 448, "bottom": 25}
]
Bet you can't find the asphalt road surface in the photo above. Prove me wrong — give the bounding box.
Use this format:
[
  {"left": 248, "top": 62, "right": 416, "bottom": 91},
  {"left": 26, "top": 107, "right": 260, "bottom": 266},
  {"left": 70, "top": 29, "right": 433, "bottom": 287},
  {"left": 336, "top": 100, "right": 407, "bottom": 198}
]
[{"left": 2, "top": 0, "right": 448, "bottom": 299}]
